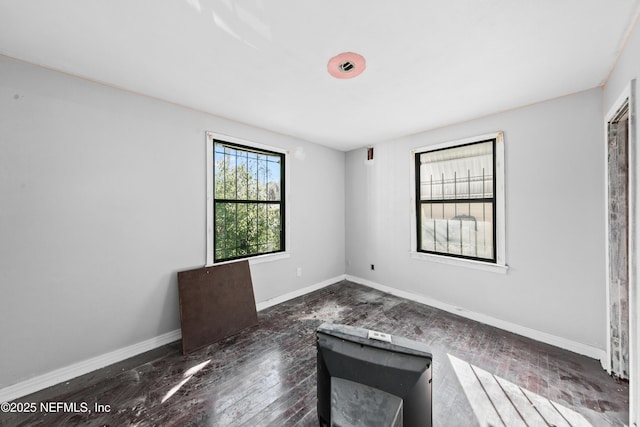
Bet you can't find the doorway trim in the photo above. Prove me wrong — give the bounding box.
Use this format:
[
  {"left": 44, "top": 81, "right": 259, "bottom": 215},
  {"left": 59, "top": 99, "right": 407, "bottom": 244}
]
[{"left": 604, "top": 79, "right": 637, "bottom": 425}]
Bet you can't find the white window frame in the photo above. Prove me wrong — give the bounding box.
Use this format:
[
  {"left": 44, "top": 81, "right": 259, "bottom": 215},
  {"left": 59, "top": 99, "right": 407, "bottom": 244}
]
[
  {"left": 410, "top": 131, "right": 507, "bottom": 273},
  {"left": 206, "top": 131, "right": 291, "bottom": 266}
]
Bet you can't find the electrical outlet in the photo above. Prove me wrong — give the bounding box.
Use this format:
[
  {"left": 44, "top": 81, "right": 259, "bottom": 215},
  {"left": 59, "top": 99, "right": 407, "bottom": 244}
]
[
  {"left": 296, "top": 267, "right": 302, "bottom": 277},
  {"left": 371, "top": 264, "right": 375, "bottom": 271},
  {"left": 368, "top": 330, "right": 391, "bottom": 343}
]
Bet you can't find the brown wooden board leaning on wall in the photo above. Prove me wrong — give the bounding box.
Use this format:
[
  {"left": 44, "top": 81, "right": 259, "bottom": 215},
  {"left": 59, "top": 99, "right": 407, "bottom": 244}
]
[{"left": 177, "top": 261, "right": 258, "bottom": 355}]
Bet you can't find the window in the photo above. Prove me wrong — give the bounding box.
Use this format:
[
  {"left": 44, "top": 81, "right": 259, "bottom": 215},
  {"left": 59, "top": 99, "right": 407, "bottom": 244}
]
[
  {"left": 206, "top": 133, "right": 285, "bottom": 264},
  {"left": 413, "top": 132, "right": 505, "bottom": 268}
]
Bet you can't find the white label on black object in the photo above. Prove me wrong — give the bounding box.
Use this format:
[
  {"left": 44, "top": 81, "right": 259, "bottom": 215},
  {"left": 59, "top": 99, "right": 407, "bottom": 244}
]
[{"left": 368, "top": 330, "right": 392, "bottom": 343}]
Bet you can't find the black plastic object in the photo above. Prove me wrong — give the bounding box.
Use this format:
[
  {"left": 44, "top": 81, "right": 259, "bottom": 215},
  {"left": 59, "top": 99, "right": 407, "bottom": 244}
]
[{"left": 316, "top": 322, "right": 433, "bottom": 427}]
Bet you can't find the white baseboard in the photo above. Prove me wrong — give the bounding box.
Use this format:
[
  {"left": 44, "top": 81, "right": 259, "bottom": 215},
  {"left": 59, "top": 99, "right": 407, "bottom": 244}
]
[
  {"left": 256, "top": 274, "right": 346, "bottom": 311},
  {"left": 0, "top": 275, "right": 346, "bottom": 403},
  {"left": 2, "top": 273, "right": 605, "bottom": 404},
  {"left": 346, "top": 275, "right": 607, "bottom": 363},
  {"left": 0, "top": 329, "right": 182, "bottom": 404}
]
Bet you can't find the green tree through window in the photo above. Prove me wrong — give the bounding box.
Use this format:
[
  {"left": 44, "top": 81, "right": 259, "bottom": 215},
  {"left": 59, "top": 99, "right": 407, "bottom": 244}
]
[{"left": 213, "top": 141, "right": 285, "bottom": 262}]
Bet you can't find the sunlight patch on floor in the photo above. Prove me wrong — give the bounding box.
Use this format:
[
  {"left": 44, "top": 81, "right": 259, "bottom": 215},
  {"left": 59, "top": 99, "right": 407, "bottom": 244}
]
[
  {"left": 161, "top": 360, "right": 211, "bottom": 404},
  {"left": 448, "top": 354, "right": 592, "bottom": 427}
]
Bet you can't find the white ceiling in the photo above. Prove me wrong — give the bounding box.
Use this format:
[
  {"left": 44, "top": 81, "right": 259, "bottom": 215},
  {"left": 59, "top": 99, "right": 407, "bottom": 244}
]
[{"left": 1, "top": 1, "right": 639, "bottom": 151}]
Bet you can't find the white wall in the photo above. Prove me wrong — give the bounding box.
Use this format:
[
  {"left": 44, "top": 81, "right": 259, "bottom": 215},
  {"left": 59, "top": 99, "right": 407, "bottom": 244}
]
[
  {"left": 346, "top": 88, "right": 606, "bottom": 351},
  {"left": 603, "top": 15, "right": 640, "bottom": 427},
  {"left": 0, "top": 56, "right": 345, "bottom": 389},
  {"left": 604, "top": 16, "right": 640, "bottom": 111}
]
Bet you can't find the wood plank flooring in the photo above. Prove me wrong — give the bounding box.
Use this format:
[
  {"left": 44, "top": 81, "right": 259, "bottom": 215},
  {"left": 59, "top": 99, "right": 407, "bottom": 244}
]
[{"left": 0, "top": 281, "right": 629, "bottom": 426}]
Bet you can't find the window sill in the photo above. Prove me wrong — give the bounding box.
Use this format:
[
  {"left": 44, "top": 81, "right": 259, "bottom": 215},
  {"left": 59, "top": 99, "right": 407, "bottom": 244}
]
[
  {"left": 206, "top": 252, "right": 290, "bottom": 268},
  {"left": 410, "top": 252, "right": 508, "bottom": 274}
]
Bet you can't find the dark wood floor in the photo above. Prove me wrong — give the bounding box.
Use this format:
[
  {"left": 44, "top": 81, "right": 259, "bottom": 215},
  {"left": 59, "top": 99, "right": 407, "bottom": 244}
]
[{"left": 1, "top": 281, "right": 629, "bottom": 426}]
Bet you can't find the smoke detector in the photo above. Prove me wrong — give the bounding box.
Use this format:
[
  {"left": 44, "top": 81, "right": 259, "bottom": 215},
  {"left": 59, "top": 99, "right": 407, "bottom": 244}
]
[{"left": 328, "top": 52, "right": 366, "bottom": 79}]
